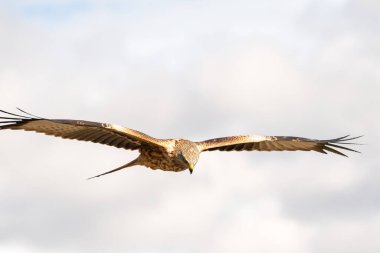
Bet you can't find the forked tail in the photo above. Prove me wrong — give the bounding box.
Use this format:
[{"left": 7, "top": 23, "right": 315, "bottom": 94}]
[{"left": 87, "top": 157, "right": 140, "bottom": 180}]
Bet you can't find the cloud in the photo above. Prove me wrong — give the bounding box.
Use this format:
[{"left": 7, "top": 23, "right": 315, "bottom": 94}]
[{"left": 0, "top": 0, "right": 379, "bottom": 253}]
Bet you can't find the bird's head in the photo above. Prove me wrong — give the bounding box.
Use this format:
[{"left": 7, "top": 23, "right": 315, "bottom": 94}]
[{"left": 174, "top": 140, "right": 200, "bottom": 174}]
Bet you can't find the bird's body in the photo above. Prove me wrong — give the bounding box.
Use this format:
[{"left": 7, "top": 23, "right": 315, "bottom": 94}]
[
  {"left": 137, "top": 139, "right": 199, "bottom": 172},
  {"left": 0, "top": 109, "right": 361, "bottom": 179}
]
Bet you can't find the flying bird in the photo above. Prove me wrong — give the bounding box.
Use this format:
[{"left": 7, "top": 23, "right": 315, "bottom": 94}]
[{"left": 0, "top": 109, "right": 361, "bottom": 179}]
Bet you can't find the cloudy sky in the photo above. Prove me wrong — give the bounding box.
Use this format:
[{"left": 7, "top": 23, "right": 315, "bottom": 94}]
[{"left": 0, "top": 0, "right": 379, "bottom": 252}]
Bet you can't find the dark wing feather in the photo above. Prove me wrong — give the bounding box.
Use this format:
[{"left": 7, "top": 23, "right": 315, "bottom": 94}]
[
  {"left": 196, "top": 135, "right": 362, "bottom": 157},
  {"left": 0, "top": 109, "right": 165, "bottom": 150}
]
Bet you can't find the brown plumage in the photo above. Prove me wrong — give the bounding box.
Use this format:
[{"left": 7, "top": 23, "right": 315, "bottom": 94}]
[{"left": 0, "top": 109, "right": 362, "bottom": 178}]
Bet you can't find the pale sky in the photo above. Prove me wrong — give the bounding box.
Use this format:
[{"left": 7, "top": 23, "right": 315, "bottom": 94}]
[{"left": 0, "top": 1, "right": 379, "bottom": 253}]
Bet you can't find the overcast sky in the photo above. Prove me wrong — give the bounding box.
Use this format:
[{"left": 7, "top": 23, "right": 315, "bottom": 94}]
[{"left": 0, "top": 0, "right": 379, "bottom": 253}]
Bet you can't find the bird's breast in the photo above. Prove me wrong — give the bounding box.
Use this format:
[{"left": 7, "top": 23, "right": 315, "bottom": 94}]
[{"left": 139, "top": 146, "right": 186, "bottom": 172}]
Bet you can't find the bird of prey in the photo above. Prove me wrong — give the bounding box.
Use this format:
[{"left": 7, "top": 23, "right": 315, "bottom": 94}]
[{"left": 0, "top": 109, "right": 361, "bottom": 179}]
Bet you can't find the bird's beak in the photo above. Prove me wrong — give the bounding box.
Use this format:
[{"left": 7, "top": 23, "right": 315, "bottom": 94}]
[{"left": 188, "top": 164, "right": 194, "bottom": 174}]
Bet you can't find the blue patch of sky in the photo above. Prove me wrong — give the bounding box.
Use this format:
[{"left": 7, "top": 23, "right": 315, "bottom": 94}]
[
  {"left": 1, "top": 1, "right": 91, "bottom": 22},
  {"left": 23, "top": 2, "right": 89, "bottom": 21},
  {"left": 1, "top": 0, "right": 188, "bottom": 21}
]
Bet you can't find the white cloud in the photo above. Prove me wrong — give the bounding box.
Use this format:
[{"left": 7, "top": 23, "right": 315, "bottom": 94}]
[
  {"left": 0, "top": 0, "right": 379, "bottom": 253},
  {"left": 212, "top": 199, "right": 314, "bottom": 253}
]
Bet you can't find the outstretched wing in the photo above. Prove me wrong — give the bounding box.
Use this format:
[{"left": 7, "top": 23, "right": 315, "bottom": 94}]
[
  {"left": 0, "top": 109, "right": 166, "bottom": 150},
  {"left": 196, "top": 135, "right": 362, "bottom": 157}
]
